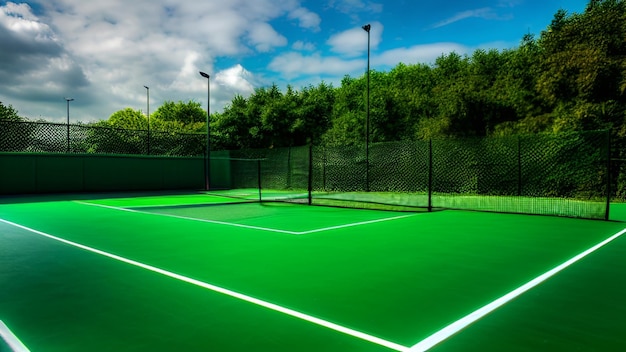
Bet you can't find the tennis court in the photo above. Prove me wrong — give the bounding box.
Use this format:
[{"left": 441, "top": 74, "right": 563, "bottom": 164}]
[{"left": 1, "top": 191, "right": 625, "bottom": 351}]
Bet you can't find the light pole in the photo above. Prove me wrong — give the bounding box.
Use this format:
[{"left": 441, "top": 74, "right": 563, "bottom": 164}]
[
  {"left": 144, "top": 85, "right": 150, "bottom": 154},
  {"left": 199, "top": 71, "right": 211, "bottom": 190},
  {"left": 65, "top": 97, "right": 74, "bottom": 153},
  {"left": 362, "top": 23, "right": 371, "bottom": 192}
]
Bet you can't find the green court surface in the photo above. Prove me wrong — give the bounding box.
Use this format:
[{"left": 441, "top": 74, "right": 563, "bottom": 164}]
[{"left": 1, "top": 193, "right": 625, "bottom": 352}]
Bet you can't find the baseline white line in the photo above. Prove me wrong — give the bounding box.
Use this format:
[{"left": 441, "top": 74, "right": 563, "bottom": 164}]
[
  {"left": 409, "top": 227, "right": 626, "bottom": 352},
  {"left": 0, "top": 320, "right": 30, "bottom": 352},
  {"left": 74, "top": 201, "right": 300, "bottom": 235},
  {"left": 0, "top": 218, "right": 409, "bottom": 352},
  {"left": 299, "top": 214, "right": 418, "bottom": 235}
]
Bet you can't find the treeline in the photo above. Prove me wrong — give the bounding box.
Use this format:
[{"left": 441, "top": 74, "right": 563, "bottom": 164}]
[
  {"left": 210, "top": 0, "right": 625, "bottom": 149},
  {"left": 2, "top": 0, "right": 625, "bottom": 151}
]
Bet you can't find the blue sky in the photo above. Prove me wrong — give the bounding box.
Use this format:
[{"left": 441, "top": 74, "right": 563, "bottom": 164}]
[{"left": 0, "top": 0, "right": 589, "bottom": 122}]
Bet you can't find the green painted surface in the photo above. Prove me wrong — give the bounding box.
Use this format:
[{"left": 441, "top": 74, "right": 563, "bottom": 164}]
[{"left": 1, "top": 193, "right": 624, "bottom": 351}]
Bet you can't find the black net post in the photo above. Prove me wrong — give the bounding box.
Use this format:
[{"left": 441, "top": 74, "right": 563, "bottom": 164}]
[
  {"left": 606, "top": 130, "right": 612, "bottom": 221},
  {"left": 308, "top": 143, "right": 313, "bottom": 205},
  {"left": 428, "top": 138, "right": 433, "bottom": 212},
  {"left": 257, "top": 158, "right": 263, "bottom": 203},
  {"left": 517, "top": 135, "right": 522, "bottom": 196}
]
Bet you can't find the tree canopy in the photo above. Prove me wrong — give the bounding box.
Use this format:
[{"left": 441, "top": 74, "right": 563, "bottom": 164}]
[
  {"left": 5, "top": 0, "right": 625, "bottom": 149},
  {"left": 207, "top": 0, "right": 626, "bottom": 147},
  {"left": 0, "top": 101, "right": 23, "bottom": 121}
]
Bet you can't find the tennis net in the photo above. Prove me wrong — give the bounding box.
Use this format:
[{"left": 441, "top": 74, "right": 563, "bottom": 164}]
[{"left": 207, "top": 131, "right": 610, "bottom": 219}]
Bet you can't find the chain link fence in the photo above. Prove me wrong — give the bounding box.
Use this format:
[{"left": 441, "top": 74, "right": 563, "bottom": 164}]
[
  {"left": 0, "top": 120, "right": 204, "bottom": 156},
  {"left": 0, "top": 120, "right": 613, "bottom": 219}
]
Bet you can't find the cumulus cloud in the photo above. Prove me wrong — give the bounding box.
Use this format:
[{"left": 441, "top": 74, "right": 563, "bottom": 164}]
[
  {"left": 326, "top": 21, "right": 383, "bottom": 57},
  {"left": 288, "top": 7, "right": 321, "bottom": 31},
  {"left": 0, "top": 0, "right": 515, "bottom": 123},
  {"left": 0, "top": 0, "right": 322, "bottom": 121},
  {"left": 268, "top": 52, "right": 363, "bottom": 79},
  {"left": 376, "top": 43, "right": 471, "bottom": 67},
  {"left": 0, "top": 2, "right": 87, "bottom": 105},
  {"left": 246, "top": 22, "right": 288, "bottom": 52},
  {"left": 268, "top": 41, "right": 473, "bottom": 81},
  {"left": 292, "top": 40, "right": 316, "bottom": 51}
]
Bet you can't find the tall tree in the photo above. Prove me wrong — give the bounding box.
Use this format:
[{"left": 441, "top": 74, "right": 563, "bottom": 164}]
[
  {"left": 293, "top": 82, "right": 334, "bottom": 145},
  {"left": 322, "top": 75, "right": 366, "bottom": 146},
  {"left": 107, "top": 108, "right": 147, "bottom": 130},
  {"left": 152, "top": 100, "right": 206, "bottom": 132},
  {"left": 0, "top": 101, "right": 23, "bottom": 121},
  {"left": 537, "top": 0, "right": 626, "bottom": 131}
]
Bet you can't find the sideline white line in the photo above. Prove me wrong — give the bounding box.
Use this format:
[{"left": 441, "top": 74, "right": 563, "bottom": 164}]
[
  {"left": 0, "top": 218, "right": 409, "bottom": 352},
  {"left": 0, "top": 320, "right": 30, "bottom": 352},
  {"left": 409, "top": 227, "right": 626, "bottom": 352},
  {"left": 75, "top": 200, "right": 417, "bottom": 236}
]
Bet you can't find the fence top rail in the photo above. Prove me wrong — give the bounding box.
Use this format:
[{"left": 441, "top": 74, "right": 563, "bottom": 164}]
[{"left": 0, "top": 119, "right": 205, "bottom": 136}]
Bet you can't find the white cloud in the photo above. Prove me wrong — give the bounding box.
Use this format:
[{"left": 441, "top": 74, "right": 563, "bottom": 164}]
[
  {"left": 376, "top": 43, "right": 471, "bottom": 67},
  {"left": 2, "top": 1, "right": 38, "bottom": 21},
  {"left": 326, "top": 21, "right": 383, "bottom": 57},
  {"left": 288, "top": 7, "right": 321, "bottom": 31},
  {"left": 0, "top": 2, "right": 57, "bottom": 48},
  {"left": 168, "top": 51, "right": 203, "bottom": 92},
  {"left": 216, "top": 65, "right": 255, "bottom": 93},
  {"left": 246, "top": 22, "right": 288, "bottom": 52},
  {"left": 0, "top": 0, "right": 324, "bottom": 121},
  {"left": 268, "top": 41, "right": 473, "bottom": 81},
  {"left": 268, "top": 52, "right": 363, "bottom": 79},
  {"left": 292, "top": 40, "right": 316, "bottom": 51},
  {"left": 431, "top": 6, "right": 515, "bottom": 29}
]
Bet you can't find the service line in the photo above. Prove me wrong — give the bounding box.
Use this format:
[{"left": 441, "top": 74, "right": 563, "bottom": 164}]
[{"left": 74, "top": 201, "right": 417, "bottom": 235}]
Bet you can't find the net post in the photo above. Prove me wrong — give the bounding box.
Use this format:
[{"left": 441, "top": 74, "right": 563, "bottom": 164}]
[
  {"left": 322, "top": 147, "right": 327, "bottom": 191},
  {"left": 308, "top": 143, "right": 313, "bottom": 205},
  {"left": 203, "top": 148, "right": 208, "bottom": 191},
  {"left": 606, "top": 129, "right": 611, "bottom": 221},
  {"left": 428, "top": 138, "right": 433, "bottom": 212},
  {"left": 517, "top": 135, "right": 522, "bottom": 196},
  {"left": 257, "top": 158, "right": 262, "bottom": 203}
]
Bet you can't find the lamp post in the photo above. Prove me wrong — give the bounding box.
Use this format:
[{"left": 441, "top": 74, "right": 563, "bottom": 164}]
[
  {"left": 362, "top": 23, "right": 371, "bottom": 192},
  {"left": 144, "top": 85, "right": 150, "bottom": 154},
  {"left": 199, "top": 71, "right": 211, "bottom": 190},
  {"left": 64, "top": 97, "right": 74, "bottom": 153}
]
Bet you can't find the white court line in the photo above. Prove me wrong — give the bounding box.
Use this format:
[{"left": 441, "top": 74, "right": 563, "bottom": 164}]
[
  {"left": 0, "top": 320, "right": 30, "bottom": 352},
  {"left": 3, "top": 216, "right": 623, "bottom": 352},
  {"left": 409, "top": 227, "right": 626, "bottom": 352},
  {"left": 74, "top": 200, "right": 417, "bottom": 236},
  {"left": 0, "top": 218, "right": 409, "bottom": 352},
  {"left": 298, "top": 214, "right": 417, "bottom": 235},
  {"left": 74, "top": 201, "right": 300, "bottom": 235}
]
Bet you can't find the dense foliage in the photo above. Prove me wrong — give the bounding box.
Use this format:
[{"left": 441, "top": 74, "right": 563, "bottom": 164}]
[
  {"left": 3, "top": 1, "right": 623, "bottom": 150},
  {"left": 208, "top": 0, "right": 625, "bottom": 148},
  {"left": 0, "top": 101, "right": 22, "bottom": 122}
]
